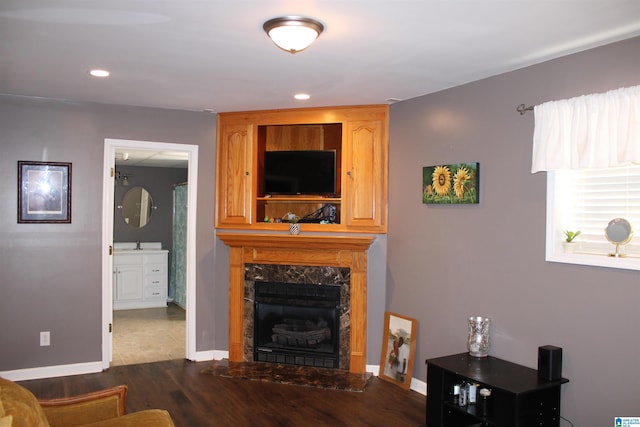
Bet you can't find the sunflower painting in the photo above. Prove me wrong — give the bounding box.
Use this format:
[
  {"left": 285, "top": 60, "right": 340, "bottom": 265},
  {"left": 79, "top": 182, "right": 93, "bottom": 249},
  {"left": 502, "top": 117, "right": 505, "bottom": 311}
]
[{"left": 422, "top": 162, "right": 479, "bottom": 204}]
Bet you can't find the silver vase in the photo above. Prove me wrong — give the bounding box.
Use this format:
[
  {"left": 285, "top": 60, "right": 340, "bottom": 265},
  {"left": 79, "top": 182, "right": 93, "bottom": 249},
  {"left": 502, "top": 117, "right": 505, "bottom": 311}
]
[{"left": 467, "top": 316, "right": 490, "bottom": 357}]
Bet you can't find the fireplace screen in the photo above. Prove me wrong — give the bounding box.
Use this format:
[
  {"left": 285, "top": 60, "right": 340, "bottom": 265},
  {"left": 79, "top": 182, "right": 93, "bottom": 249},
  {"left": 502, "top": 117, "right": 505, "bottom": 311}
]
[{"left": 254, "top": 281, "right": 340, "bottom": 369}]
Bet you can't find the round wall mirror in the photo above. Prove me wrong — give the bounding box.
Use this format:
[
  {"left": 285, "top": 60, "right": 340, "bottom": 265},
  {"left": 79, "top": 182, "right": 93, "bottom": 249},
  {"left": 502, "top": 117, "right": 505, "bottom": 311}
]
[
  {"left": 121, "top": 186, "right": 154, "bottom": 228},
  {"left": 605, "top": 217, "right": 633, "bottom": 257}
]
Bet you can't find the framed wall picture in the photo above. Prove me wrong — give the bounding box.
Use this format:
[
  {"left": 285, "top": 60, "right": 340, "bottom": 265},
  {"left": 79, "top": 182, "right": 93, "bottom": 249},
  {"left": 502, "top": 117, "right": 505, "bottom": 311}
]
[
  {"left": 423, "top": 162, "right": 479, "bottom": 204},
  {"left": 18, "top": 161, "right": 72, "bottom": 223},
  {"left": 379, "top": 311, "right": 418, "bottom": 389}
]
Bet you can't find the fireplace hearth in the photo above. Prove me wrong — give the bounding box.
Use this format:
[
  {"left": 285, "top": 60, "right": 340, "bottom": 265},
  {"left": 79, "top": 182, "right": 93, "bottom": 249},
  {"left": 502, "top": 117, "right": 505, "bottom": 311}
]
[{"left": 254, "top": 281, "right": 340, "bottom": 368}]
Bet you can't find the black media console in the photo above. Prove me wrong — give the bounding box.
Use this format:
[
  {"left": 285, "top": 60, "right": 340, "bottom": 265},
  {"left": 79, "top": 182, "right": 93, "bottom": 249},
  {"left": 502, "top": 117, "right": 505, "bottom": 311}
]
[{"left": 426, "top": 352, "right": 568, "bottom": 427}]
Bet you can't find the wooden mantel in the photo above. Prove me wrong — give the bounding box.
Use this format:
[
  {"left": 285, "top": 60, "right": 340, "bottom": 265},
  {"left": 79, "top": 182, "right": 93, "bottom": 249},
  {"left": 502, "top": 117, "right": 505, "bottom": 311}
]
[{"left": 217, "top": 232, "right": 374, "bottom": 374}]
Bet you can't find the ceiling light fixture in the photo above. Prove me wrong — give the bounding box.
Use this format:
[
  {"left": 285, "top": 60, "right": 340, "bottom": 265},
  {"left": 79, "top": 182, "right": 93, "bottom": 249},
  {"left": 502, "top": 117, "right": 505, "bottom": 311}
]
[
  {"left": 294, "top": 93, "right": 310, "bottom": 100},
  {"left": 263, "top": 16, "right": 324, "bottom": 54}
]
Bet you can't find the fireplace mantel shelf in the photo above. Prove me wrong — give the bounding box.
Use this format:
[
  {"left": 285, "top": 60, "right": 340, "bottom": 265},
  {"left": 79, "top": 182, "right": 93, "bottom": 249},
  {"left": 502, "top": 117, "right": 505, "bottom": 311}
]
[
  {"left": 218, "top": 232, "right": 374, "bottom": 374},
  {"left": 216, "top": 232, "right": 374, "bottom": 251}
]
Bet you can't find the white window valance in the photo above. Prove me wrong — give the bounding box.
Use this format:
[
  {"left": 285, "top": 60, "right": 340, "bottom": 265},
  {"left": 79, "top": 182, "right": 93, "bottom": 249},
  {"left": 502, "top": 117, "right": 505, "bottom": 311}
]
[{"left": 531, "top": 85, "right": 640, "bottom": 173}]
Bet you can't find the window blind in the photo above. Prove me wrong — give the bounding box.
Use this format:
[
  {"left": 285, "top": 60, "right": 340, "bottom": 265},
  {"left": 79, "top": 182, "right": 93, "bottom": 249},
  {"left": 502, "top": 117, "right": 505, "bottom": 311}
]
[{"left": 561, "top": 165, "right": 640, "bottom": 255}]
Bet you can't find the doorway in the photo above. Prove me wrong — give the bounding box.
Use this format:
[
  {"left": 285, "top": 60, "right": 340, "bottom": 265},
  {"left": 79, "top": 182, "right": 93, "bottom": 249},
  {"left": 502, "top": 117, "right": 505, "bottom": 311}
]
[{"left": 101, "top": 138, "right": 199, "bottom": 368}]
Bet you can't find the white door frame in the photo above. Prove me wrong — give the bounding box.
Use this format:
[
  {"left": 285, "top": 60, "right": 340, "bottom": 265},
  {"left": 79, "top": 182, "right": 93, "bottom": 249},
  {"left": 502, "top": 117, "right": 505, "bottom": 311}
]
[{"left": 101, "top": 138, "right": 199, "bottom": 368}]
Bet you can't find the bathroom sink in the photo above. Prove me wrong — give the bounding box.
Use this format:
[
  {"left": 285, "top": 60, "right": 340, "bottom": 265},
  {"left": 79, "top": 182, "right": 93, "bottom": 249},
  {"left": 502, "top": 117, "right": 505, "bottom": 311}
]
[{"left": 114, "top": 242, "right": 162, "bottom": 251}]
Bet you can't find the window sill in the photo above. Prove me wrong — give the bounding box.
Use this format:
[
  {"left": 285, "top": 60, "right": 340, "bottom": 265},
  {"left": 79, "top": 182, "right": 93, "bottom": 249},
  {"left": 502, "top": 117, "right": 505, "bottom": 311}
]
[{"left": 547, "top": 250, "right": 640, "bottom": 271}]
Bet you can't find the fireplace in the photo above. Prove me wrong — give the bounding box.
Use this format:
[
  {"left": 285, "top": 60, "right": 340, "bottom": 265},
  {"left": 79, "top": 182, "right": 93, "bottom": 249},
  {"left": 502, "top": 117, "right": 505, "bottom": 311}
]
[
  {"left": 217, "top": 233, "right": 374, "bottom": 374},
  {"left": 244, "top": 263, "right": 351, "bottom": 370},
  {"left": 254, "top": 281, "right": 341, "bottom": 368}
]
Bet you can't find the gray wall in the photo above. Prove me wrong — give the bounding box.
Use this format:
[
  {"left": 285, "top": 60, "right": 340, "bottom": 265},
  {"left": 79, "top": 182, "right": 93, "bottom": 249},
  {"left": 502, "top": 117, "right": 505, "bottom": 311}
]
[
  {"left": 0, "top": 94, "right": 387, "bottom": 372},
  {"left": 388, "top": 36, "right": 640, "bottom": 425},
  {"left": 2, "top": 36, "right": 639, "bottom": 425},
  {"left": 0, "top": 97, "right": 219, "bottom": 368}
]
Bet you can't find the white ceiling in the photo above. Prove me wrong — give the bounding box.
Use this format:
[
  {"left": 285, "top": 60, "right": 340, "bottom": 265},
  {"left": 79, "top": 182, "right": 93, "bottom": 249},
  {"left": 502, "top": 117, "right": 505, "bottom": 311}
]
[
  {"left": 2, "top": 0, "right": 640, "bottom": 116},
  {"left": 3, "top": 2, "right": 640, "bottom": 168}
]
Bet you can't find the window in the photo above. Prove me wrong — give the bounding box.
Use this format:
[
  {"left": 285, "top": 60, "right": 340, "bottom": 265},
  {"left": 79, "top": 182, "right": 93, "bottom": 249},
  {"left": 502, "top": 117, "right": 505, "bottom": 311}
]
[{"left": 547, "top": 164, "right": 640, "bottom": 270}]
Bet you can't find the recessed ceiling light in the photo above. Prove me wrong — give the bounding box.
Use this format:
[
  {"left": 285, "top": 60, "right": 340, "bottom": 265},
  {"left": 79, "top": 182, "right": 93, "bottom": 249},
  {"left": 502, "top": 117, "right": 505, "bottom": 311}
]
[
  {"left": 294, "top": 93, "right": 310, "bottom": 100},
  {"left": 89, "top": 69, "right": 110, "bottom": 77}
]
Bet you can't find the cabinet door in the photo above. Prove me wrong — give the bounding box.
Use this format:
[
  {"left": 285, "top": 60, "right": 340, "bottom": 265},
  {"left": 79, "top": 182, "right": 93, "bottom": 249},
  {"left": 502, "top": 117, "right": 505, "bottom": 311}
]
[
  {"left": 216, "top": 123, "right": 253, "bottom": 226},
  {"left": 426, "top": 363, "right": 445, "bottom": 427},
  {"left": 115, "top": 265, "right": 143, "bottom": 301},
  {"left": 343, "top": 119, "right": 387, "bottom": 231}
]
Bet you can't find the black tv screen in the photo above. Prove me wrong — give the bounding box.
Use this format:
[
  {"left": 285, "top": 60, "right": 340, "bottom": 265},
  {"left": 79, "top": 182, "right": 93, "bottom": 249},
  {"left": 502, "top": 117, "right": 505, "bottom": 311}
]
[{"left": 263, "top": 150, "right": 336, "bottom": 195}]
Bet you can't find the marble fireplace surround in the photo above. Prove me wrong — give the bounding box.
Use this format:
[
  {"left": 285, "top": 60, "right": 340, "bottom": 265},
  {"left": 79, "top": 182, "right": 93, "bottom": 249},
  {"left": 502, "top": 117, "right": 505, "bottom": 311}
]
[
  {"left": 245, "top": 263, "right": 350, "bottom": 370},
  {"left": 217, "top": 233, "right": 374, "bottom": 374}
]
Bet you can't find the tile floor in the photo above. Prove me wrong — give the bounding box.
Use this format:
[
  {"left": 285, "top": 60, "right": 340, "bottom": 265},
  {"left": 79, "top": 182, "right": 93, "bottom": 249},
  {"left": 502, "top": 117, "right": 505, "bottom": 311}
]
[{"left": 111, "top": 303, "right": 186, "bottom": 366}]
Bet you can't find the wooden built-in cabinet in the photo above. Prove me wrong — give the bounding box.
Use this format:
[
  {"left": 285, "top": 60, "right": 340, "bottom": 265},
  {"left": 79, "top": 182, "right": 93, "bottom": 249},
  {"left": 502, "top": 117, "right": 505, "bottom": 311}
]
[
  {"left": 216, "top": 124, "right": 253, "bottom": 226},
  {"left": 215, "top": 105, "right": 388, "bottom": 233},
  {"left": 343, "top": 119, "right": 385, "bottom": 229}
]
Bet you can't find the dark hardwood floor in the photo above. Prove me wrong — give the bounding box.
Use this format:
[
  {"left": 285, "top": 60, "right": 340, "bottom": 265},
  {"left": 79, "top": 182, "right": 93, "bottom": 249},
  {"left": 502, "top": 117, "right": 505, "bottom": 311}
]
[{"left": 19, "top": 359, "right": 426, "bottom": 427}]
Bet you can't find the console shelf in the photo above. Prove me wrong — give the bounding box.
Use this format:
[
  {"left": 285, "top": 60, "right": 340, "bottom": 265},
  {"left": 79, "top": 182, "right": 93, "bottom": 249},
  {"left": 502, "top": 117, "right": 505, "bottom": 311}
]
[{"left": 426, "top": 353, "right": 568, "bottom": 427}]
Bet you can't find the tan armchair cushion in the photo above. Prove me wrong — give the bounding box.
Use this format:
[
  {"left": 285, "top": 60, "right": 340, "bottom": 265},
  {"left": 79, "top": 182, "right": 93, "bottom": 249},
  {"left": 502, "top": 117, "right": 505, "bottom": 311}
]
[
  {"left": 0, "top": 377, "right": 174, "bottom": 427},
  {"left": 79, "top": 409, "right": 174, "bottom": 427},
  {"left": 0, "top": 377, "right": 49, "bottom": 427},
  {"left": 39, "top": 386, "right": 126, "bottom": 427}
]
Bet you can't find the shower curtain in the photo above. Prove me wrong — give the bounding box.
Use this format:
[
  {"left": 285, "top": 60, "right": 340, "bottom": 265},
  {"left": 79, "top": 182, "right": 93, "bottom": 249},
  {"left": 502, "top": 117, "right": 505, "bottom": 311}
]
[{"left": 170, "top": 183, "right": 187, "bottom": 308}]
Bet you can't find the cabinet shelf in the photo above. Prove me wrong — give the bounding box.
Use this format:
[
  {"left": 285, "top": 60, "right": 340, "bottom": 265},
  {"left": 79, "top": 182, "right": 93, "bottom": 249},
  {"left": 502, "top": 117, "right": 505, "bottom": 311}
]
[
  {"left": 256, "top": 196, "right": 341, "bottom": 203},
  {"left": 257, "top": 196, "right": 341, "bottom": 224},
  {"left": 443, "top": 401, "right": 492, "bottom": 425}
]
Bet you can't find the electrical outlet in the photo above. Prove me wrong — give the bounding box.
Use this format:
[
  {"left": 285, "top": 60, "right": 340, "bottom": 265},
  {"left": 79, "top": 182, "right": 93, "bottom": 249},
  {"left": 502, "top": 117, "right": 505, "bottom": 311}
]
[{"left": 40, "top": 331, "right": 50, "bottom": 347}]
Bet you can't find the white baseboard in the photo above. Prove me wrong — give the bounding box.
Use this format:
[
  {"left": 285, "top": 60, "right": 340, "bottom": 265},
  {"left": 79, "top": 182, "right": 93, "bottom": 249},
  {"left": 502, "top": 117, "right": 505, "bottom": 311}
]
[
  {"left": 192, "top": 350, "right": 228, "bottom": 362},
  {"left": 410, "top": 377, "right": 427, "bottom": 395},
  {"left": 0, "top": 351, "right": 222, "bottom": 382},
  {"left": 210, "top": 350, "right": 229, "bottom": 360},
  {"left": 0, "top": 361, "right": 103, "bottom": 382},
  {"left": 366, "top": 363, "right": 379, "bottom": 374},
  {"left": 367, "top": 364, "right": 426, "bottom": 395}
]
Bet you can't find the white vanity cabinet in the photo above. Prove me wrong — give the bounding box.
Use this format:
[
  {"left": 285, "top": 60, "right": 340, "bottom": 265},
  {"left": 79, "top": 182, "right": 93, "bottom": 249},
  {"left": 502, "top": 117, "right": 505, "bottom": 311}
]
[{"left": 113, "top": 250, "right": 168, "bottom": 310}]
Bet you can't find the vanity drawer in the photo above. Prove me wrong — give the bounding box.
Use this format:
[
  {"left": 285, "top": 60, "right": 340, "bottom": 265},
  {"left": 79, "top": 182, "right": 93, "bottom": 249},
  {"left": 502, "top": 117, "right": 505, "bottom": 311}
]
[
  {"left": 143, "top": 253, "right": 167, "bottom": 264},
  {"left": 144, "top": 285, "right": 166, "bottom": 299},
  {"left": 145, "top": 263, "right": 166, "bottom": 275},
  {"left": 145, "top": 275, "right": 166, "bottom": 288}
]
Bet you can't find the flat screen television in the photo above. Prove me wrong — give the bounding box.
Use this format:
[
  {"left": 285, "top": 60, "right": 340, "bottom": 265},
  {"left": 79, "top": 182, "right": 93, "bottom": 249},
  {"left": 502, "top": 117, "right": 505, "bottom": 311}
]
[{"left": 263, "top": 150, "right": 336, "bottom": 195}]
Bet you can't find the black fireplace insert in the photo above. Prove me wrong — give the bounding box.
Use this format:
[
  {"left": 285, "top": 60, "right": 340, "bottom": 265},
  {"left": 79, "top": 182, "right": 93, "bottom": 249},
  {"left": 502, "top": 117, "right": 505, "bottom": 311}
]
[{"left": 254, "top": 281, "right": 340, "bottom": 369}]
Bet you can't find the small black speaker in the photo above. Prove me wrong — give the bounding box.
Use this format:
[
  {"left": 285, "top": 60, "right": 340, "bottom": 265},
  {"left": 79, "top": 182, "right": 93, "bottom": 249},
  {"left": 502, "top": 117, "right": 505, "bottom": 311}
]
[{"left": 538, "top": 345, "right": 562, "bottom": 381}]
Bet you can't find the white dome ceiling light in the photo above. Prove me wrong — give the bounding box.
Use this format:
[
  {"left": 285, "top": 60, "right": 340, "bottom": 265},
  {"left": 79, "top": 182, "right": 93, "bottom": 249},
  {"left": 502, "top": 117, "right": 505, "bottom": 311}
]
[{"left": 263, "top": 16, "right": 324, "bottom": 54}]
